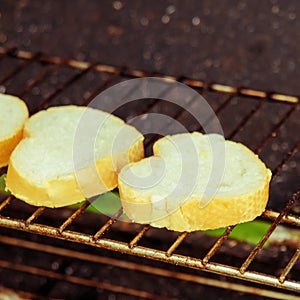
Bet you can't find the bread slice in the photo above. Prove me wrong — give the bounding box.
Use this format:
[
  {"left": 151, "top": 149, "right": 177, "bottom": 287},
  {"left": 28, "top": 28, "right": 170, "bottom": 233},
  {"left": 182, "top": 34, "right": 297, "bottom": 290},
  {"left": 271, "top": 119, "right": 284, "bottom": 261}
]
[
  {"left": 118, "top": 132, "right": 272, "bottom": 231},
  {"left": 0, "top": 94, "right": 29, "bottom": 168},
  {"left": 6, "top": 105, "right": 144, "bottom": 207}
]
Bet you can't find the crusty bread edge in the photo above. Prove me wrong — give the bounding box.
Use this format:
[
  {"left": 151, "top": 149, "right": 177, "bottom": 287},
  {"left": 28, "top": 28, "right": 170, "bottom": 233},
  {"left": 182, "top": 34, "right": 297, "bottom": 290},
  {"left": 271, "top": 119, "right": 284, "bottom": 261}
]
[
  {"left": 0, "top": 128, "right": 24, "bottom": 168},
  {"left": 118, "top": 133, "right": 272, "bottom": 232},
  {"left": 119, "top": 167, "right": 271, "bottom": 231},
  {"left": 152, "top": 170, "right": 271, "bottom": 231},
  {"left": 0, "top": 96, "right": 29, "bottom": 167},
  {"left": 6, "top": 138, "right": 144, "bottom": 208}
]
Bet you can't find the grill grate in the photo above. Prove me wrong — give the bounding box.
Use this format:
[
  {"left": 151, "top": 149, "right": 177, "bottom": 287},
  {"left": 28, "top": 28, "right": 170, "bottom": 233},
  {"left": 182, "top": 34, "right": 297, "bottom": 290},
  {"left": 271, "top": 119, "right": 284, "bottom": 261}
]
[{"left": 0, "top": 47, "right": 299, "bottom": 299}]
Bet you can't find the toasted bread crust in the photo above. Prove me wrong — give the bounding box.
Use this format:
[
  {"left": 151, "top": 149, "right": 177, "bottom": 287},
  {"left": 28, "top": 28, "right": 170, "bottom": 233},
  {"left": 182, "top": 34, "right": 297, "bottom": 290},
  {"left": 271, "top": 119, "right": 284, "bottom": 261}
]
[
  {"left": 7, "top": 138, "right": 143, "bottom": 207},
  {"left": 0, "top": 95, "right": 28, "bottom": 167},
  {"left": 6, "top": 106, "right": 144, "bottom": 208},
  {"left": 118, "top": 133, "right": 272, "bottom": 232},
  {"left": 0, "top": 128, "right": 24, "bottom": 168},
  {"left": 152, "top": 176, "right": 271, "bottom": 231}
]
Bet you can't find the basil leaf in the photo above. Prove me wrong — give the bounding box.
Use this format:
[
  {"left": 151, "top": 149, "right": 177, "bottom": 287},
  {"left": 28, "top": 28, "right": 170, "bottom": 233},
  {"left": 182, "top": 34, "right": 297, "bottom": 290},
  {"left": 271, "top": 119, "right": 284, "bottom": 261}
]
[{"left": 0, "top": 174, "right": 9, "bottom": 195}]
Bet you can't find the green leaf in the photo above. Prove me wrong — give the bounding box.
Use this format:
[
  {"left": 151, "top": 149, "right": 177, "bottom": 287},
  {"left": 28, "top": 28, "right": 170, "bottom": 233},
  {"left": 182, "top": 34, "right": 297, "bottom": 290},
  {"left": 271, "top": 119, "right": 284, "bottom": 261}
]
[
  {"left": 205, "top": 220, "right": 270, "bottom": 245},
  {"left": 71, "top": 191, "right": 129, "bottom": 221},
  {"left": 0, "top": 174, "right": 9, "bottom": 195}
]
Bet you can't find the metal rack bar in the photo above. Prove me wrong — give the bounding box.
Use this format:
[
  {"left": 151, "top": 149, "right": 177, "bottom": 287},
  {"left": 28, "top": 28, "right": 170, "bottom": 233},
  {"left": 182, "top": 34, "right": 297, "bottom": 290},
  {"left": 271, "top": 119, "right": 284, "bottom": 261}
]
[
  {"left": 272, "top": 139, "right": 300, "bottom": 178},
  {"left": 226, "top": 98, "right": 267, "bottom": 140},
  {"left": 79, "top": 72, "right": 122, "bottom": 106},
  {"left": 162, "top": 93, "right": 233, "bottom": 141},
  {"left": 202, "top": 225, "right": 236, "bottom": 265},
  {"left": 37, "top": 64, "right": 97, "bottom": 110},
  {"left": 240, "top": 193, "right": 298, "bottom": 274},
  {"left": 93, "top": 208, "right": 123, "bottom": 240},
  {"left": 18, "top": 64, "right": 60, "bottom": 98},
  {"left": 182, "top": 78, "right": 205, "bottom": 89},
  {"left": 239, "top": 88, "right": 267, "bottom": 99},
  {"left": 26, "top": 207, "right": 46, "bottom": 225},
  {"left": 210, "top": 94, "right": 235, "bottom": 115},
  {"left": 0, "top": 47, "right": 14, "bottom": 58},
  {"left": 271, "top": 93, "right": 299, "bottom": 104},
  {"left": 1, "top": 46, "right": 298, "bottom": 104},
  {"left": 0, "top": 196, "right": 12, "bottom": 212},
  {"left": 210, "top": 83, "right": 238, "bottom": 94},
  {"left": 192, "top": 93, "right": 235, "bottom": 134},
  {"left": 0, "top": 235, "right": 299, "bottom": 300},
  {"left": 135, "top": 80, "right": 203, "bottom": 149},
  {"left": 59, "top": 201, "right": 90, "bottom": 233},
  {"left": 255, "top": 103, "right": 299, "bottom": 154},
  {"left": 0, "top": 213, "right": 299, "bottom": 293},
  {"left": 166, "top": 232, "right": 189, "bottom": 257},
  {"left": 262, "top": 210, "right": 300, "bottom": 227},
  {"left": 129, "top": 225, "right": 150, "bottom": 249},
  {"left": 279, "top": 249, "right": 300, "bottom": 284},
  {"left": 0, "top": 52, "right": 40, "bottom": 85}
]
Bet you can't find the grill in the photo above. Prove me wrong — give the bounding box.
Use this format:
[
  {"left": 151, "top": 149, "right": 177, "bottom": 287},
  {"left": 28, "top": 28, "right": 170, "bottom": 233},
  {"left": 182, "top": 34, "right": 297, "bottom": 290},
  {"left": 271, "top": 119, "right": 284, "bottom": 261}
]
[{"left": 0, "top": 47, "right": 299, "bottom": 300}]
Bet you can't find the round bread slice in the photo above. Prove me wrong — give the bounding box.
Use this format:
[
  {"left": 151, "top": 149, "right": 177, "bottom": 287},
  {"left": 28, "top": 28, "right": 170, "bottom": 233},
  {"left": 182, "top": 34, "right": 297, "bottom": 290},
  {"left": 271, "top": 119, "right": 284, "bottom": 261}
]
[
  {"left": 0, "top": 94, "right": 29, "bottom": 168},
  {"left": 6, "top": 105, "right": 144, "bottom": 207},
  {"left": 118, "top": 132, "right": 272, "bottom": 231}
]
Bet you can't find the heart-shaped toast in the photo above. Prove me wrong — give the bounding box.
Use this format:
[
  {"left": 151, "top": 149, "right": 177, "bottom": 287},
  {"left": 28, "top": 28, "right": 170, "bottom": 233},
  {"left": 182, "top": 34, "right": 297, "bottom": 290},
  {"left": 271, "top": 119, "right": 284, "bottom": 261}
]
[
  {"left": 6, "top": 105, "right": 144, "bottom": 207},
  {"left": 118, "top": 132, "right": 271, "bottom": 231}
]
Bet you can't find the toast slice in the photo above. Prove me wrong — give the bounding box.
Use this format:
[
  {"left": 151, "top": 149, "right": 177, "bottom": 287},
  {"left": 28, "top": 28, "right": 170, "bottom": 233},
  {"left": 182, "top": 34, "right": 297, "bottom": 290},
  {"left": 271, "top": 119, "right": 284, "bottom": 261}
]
[
  {"left": 6, "top": 105, "right": 144, "bottom": 207},
  {"left": 118, "top": 132, "right": 272, "bottom": 231},
  {"left": 0, "top": 94, "right": 29, "bottom": 167}
]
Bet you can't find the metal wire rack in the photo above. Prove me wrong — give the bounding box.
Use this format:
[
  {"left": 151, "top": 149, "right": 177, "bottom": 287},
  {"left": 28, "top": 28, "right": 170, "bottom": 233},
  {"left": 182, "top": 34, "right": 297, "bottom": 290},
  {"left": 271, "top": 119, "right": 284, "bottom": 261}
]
[{"left": 0, "top": 47, "right": 299, "bottom": 299}]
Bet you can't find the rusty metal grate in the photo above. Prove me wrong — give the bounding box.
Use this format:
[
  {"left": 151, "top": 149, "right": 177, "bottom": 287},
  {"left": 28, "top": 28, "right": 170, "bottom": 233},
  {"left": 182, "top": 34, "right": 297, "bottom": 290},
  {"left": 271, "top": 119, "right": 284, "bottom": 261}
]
[{"left": 0, "top": 47, "right": 300, "bottom": 299}]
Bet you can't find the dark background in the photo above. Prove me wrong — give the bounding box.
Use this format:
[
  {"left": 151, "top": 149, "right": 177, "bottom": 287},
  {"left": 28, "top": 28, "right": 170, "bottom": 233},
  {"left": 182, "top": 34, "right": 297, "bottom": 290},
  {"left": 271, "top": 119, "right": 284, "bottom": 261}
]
[{"left": 0, "top": 0, "right": 299, "bottom": 95}]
